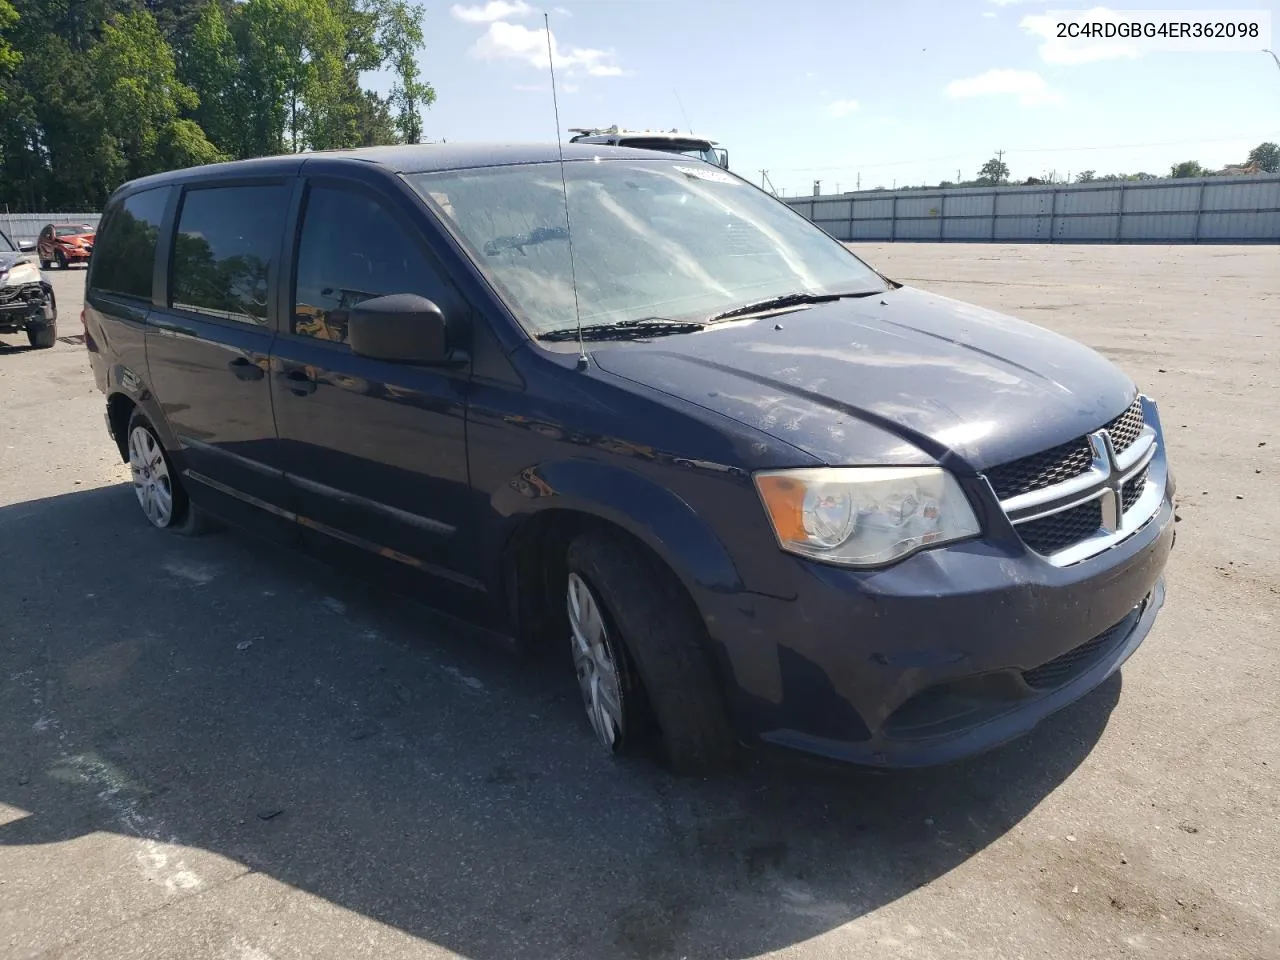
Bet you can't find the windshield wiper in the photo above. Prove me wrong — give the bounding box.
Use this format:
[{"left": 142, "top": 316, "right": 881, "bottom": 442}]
[
  {"left": 537, "top": 317, "right": 706, "bottom": 342},
  {"left": 705, "top": 290, "right": 881, "bottom": 323}
]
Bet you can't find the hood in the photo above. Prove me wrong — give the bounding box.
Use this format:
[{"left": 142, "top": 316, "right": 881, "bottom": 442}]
[{"left": 589, "top": 285, "right": 1136, "bottom": 471}]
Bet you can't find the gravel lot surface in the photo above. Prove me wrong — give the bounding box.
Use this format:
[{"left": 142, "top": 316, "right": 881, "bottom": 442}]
[{"left": 2, "top": 245, "right": 1277, "bottom": 960}]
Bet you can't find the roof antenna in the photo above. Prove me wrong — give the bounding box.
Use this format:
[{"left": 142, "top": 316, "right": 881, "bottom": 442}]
[
  {"left": 544, "top": 11, "right": 588, "bottom": 370},
  {"left": 673, "top": 88, "right": 693, "bottom": 134}
]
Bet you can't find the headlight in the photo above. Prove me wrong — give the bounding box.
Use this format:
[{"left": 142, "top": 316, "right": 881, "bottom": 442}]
[{"left": 754, "top": 466, "right": 980, "bottom": 567}]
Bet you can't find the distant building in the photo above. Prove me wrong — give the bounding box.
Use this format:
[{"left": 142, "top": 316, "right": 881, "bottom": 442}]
[{"left": 1220, "top": 163, "right": 1262, "bottom": 176}]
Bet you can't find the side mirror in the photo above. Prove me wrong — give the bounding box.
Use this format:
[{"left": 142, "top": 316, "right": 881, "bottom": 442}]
[
  {"left": 716, "top": 149, "right": 729, "bottom": 170},
  {"left": 347, "top": 294, "right": 464, "bottom": 365},
  {"left": 18, "top": 240, "right": 36, "bottom": 252}
]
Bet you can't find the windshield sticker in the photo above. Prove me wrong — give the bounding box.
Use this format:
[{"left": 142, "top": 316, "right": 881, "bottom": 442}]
[{"left": 673, "top": 165, "right": 736, "bottom": 184}]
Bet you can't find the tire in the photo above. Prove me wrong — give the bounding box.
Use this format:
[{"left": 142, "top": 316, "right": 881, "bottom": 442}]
[
  {"left": 27, "top": 323, "right": 55, "bottom": 349},
  {"left": 40, "top": 259, "right": 50, "bottom": 271},
  {"left": 565, "top": 530, "right": 737, "bottom": 774},
  {"left": 55, "top": 250, "right": 66, "bottom": 269},
  {"left": 125, "top": 410, "right": 210, "bottom": 536}
]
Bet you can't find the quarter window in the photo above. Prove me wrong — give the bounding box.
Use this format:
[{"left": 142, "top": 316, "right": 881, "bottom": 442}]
[
  {"left": 89, "top": 189, "right": 167, "bottom": 301},
  {"left": 292, "top": 185, "right": 450, "bottom": 345},
  {"left": 171, "top": 185, "right": 290, "bottom": 325}
]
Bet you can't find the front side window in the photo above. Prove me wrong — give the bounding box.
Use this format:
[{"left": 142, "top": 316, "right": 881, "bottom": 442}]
[
  {"left": 406, "top": 159, "right": 885, "bottom": 336},
  {"left": 292, "top": 184, "right": 450, "bottom": 345},
  {"left": 90, "top": 188, "right": 168, "bottom": 301},
  {"left": 56, "top": 226, "right": 92, "bottom": 237},
  {"left": 171, "top": 185, "right": 290, "bottom": 325}
]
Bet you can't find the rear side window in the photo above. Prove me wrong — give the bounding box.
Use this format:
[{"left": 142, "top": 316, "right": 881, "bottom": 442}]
[
  {"left": 90, "top": 188, "right": 168, "bottom": 301},
  {"left": 171, "top": 185, "right": 290, "bottom": 326}
]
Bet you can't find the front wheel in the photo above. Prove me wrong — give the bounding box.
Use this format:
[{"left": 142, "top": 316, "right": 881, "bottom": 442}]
[
  {"left": 55, "top": 250, "right": 66, "bottom": 270},
  {"left": 565, "top": 530, "right": 737, "bottom": 774},
  {"left": 27, "top": 323, "right": 55, "bottom": 349},
  {"left": 126, "top": 411, "right": 209, "bottom": 535}
]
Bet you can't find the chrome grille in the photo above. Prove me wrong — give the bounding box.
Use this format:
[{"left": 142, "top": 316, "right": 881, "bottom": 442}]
[
  {"left": 987, "top": 399, "right": 1145, "bottom": 502},
  {"left": 1018, "top": 499, "right": 1103, "bottom": 555},
  {"left": 1121, "top": 465, "right": 1149, "bottom": 512},
  {"left": 1105, "top": 399, "right": 1145, "bottom": 453},
  {"left": 985, "top": 396, "right": 1163, "bottom": 566},
  {"left": 985, "top": 438, "right": 1092, "bottom": 501}
]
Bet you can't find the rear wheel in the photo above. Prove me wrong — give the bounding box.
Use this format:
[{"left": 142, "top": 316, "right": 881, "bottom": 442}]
[
  {"left": 40, "top": 259, "right": 51, "bottom": 270},
  {"left": 126, "top": 411, "right": 209, "bottom": 535},
  {"left": 564, "top": 530, "right": 737, "bottom": 774}
]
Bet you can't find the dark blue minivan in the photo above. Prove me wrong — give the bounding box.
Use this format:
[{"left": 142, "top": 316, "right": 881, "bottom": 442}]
[{"left": 84, "top": 144, "right": 1175, "bottom": 772}]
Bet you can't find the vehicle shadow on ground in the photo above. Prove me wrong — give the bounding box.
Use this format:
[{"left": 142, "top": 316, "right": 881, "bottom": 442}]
[{"left": 0, "top": 484, "right": 1122, "bottom": 959}]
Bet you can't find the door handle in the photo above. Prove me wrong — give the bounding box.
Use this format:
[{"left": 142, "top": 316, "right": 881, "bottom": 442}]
[
  {"left": 229, "top": 357, "right": 265, "bottom": 381},
  {"left": 278, "top": 368, "right": 318, "bottom": 396}
]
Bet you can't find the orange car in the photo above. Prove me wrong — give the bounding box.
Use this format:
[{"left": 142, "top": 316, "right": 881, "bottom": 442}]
[{"left": 37, "top": 223, "right": 95, "bottom": 269}]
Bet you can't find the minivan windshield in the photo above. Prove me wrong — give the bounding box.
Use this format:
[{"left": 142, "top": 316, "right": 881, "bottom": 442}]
[{"left": 405, "top": 159, "right": 886, "bottom": 336}]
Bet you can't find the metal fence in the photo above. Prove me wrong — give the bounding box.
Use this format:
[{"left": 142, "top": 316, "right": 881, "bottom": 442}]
[
  {"left": 784, "top": 175, "right": 1280, "bottom": 244},
  {"left": 2, "top": 211, "right": 102, "bottom": 247}
]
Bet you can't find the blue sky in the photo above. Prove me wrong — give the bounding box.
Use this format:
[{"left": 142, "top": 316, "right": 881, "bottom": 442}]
[{"left": 375, "top": 0, "right": 1280, "bottom": 195}]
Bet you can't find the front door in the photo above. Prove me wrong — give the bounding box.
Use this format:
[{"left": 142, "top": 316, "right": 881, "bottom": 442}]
[
  {"left": 145, "top": 180, "right": 294, "bottom": 536},
  {"left": 269, "top": 178, "right": 478, "bottom": 610}
]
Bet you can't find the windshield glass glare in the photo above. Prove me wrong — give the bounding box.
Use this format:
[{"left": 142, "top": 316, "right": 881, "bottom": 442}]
[{"left": 406, "top": 160, "right": 886, "bottom": 335}]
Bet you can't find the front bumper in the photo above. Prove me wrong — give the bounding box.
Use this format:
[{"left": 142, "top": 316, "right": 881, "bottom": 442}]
[
  {"left": 702, "top": 450, "right": 1176, "bottom": 769},
  {"left": 0, "top": 284, "right": 53, "bottom": 330}
]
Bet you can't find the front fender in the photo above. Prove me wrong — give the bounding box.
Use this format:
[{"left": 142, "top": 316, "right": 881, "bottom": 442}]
[{"left": 491, "top": 458, "right": 744, "bottom": 596}]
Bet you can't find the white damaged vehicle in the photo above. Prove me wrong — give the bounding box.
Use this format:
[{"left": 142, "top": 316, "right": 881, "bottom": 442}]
[{"left": 0, "top": 230, "right": 58, "bottom": 349}]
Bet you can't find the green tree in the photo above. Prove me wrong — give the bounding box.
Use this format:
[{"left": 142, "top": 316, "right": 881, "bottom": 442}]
[
  {"left": 1075, "top": 170, "right": 1096, "bottom": 183},
  {"left": 373, "top": 0, "right": 434, "bottom": 143},
  {"left": 0, "top": 0, "right": 20, "bottom": 101},
  {"left": 184, "top": 1, "right": 241, "bottom": 155},
  {"left": 976, "top": 157, "right": 1009, "bottom": 186},
  {"left": 1169, "top": 160, "right": 1207, "bottom": 178},
  {"left": 236, "top": 0, "right": 347, "bottom": 153},
  {"left": 1246, "top": 141, "right": 1279, "bottom": 174},
  {"left": 92, "top": 10, "right": 224, "bottom": 180}
]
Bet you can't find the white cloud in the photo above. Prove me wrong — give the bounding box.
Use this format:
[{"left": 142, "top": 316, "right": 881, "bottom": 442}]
[
  {"left": 451, "top": 1, "right": 533, "bottom": 24},
  {"left": 945, "top": 69, "right": 1065, "bottom": 106},
  {"left": 982, "top": 11, "right": 996, "bottom": 18},
  {"left": 470, "top": 21, "right": 624, "bottom": 77},
  {"left": 986, "top": 0, "right": 1036, "bottom": 5},
  {"left": 826, "top": 99, "right": 860, "bottom": 119},
  {"left": 1021, "top": 8, "right": 1141, "bottom": 64},
  {"left": 554, "top": 5, "right": 571, "bottom": 15}
]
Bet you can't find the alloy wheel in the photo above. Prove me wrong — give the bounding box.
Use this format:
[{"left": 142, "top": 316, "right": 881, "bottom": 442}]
[
  {"left": 129, "top": 425, "right": 174, "bottom": 528},
  {"left": 567, "top": 571, "right": 626, "bottom": 751}
]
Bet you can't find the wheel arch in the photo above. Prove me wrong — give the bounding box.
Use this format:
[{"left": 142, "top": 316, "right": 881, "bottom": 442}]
[
  {"left": 494, "top": 460, "right": 744, "bottom": 670},
  {"left": 104, "top": 369, "right": 177, "bottom": 465}
]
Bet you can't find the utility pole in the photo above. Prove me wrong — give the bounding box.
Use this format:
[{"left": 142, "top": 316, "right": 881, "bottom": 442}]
[
  {"left": 760, "top": 169, "right": 767, "bottom": 190},
  {"left": 856, "top": 172, "right": 861, "bottom": 190},
  {"left": 995, "top": 148, "right": 1006, "bottom": 184}
]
